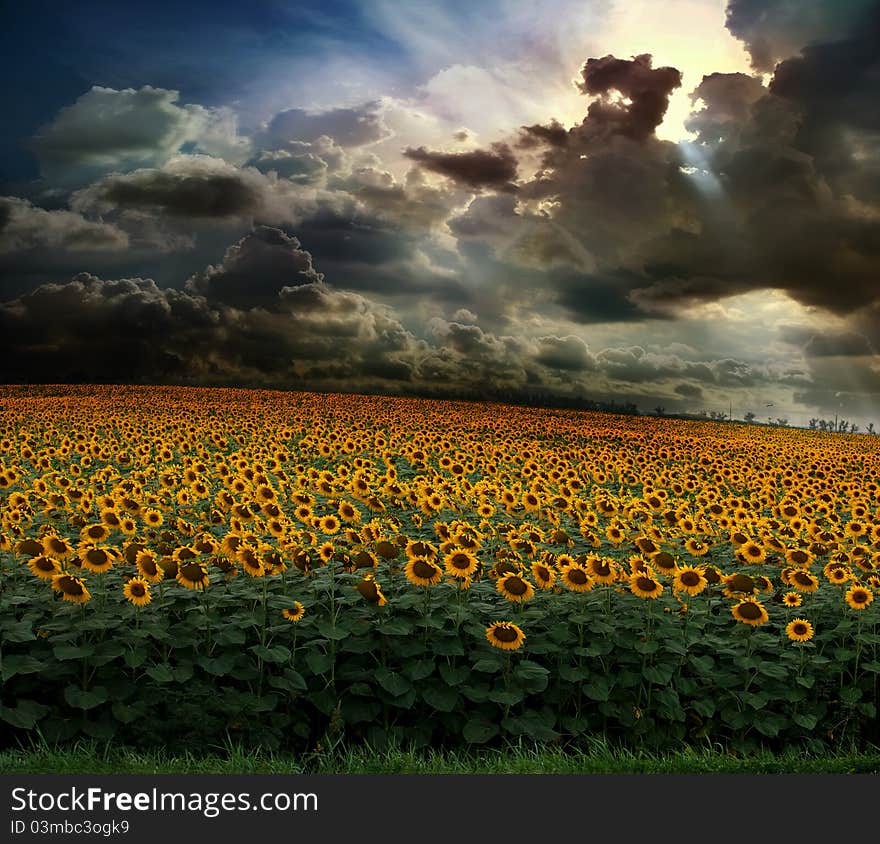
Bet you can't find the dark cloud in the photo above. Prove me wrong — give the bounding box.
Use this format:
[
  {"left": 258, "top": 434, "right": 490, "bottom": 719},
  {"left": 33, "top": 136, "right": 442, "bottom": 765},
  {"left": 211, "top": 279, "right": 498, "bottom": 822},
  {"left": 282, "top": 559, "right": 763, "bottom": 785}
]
[
  {"left": 258, "top": 102, "right": 389, "bottom": 149},
  {"left": 674, "top": 382, "right": 703, "bottom": 399},
  {"left": 725, "top": 0, "right": 874, "bottom": 71},
  {"left": 534, "top": 335, "right": 596, "bottom": 371},
  {"left": 518, "top": 119, "right": 569, "bottom": 148},
  {"left": 576, "top": 54, "right": 682, "bottom": 141},
  {"left": 185, "top": 225, "right": 323, "bottom": 308},
  {"left": 78, "top": 167, "right": 263, "bottom": 219},
  {"left": 403, "top": 143, "right": 518, "bottom": 191},
  {"left": 779, "top": 325, "right": 875, "bottom": 357}
]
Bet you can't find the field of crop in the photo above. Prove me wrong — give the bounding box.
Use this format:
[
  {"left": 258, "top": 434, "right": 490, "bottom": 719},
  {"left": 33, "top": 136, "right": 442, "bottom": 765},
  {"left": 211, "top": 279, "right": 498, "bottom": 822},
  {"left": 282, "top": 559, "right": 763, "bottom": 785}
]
[{"left": 1, "top": 384, "right": 878, "bottom": 754}]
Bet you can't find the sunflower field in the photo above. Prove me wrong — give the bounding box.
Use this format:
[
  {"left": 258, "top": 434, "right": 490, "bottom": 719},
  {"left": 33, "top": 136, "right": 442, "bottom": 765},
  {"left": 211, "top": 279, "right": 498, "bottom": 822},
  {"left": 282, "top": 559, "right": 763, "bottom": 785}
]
[{"left": 1, "top": 384, "right": 879, "bottom": 754}]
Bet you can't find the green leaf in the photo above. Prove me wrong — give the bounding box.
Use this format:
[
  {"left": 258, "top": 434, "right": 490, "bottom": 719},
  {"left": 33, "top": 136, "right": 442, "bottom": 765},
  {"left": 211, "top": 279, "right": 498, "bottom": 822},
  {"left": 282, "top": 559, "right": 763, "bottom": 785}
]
[
  {"left": 583, "top": 678, "right": 612, "bottom": 702},
  {"left": 375, "top": 668, "right": 412, "bottom": 697},
  {"left": 757, "top": 662, "right": 788, "bottom": 680},
  {"left": 316, "top": 620, "right": 349, "bottom": 641},
  {"left": 460, "top": 683, "right": 490, "bottom": 703},
  {"left": 377, "top": 618, "right": 412, "bottom": 636},
  {"left": 690, "top": 699, "right": 715, "bottom": 719},
  {"left": 64, "top": 685, "right": 109, "bottom": 710},
  {"left": 2, "top": 622, "right": 36, "bottom": 643},
  {"left": 841, "top": 686, "right": 862, "bottom": 706},
  {"left": 340, "top": 697, "right": 381, "bottom": 724},
  {"left": 472, "top": 658, "right": 503, "bottom": 674},
  {"left": 305, "top": 651, "right": 333, "bottom": 675},
  {"left": 250, "top": 644, "right": 292, "bottom": 664},
  {"left": 124, "top": 649, "right": 148, "bottom": 669},
  {"left": 53, "top": 643, "right": 91, "bottom": 660},
  {"left": 634, "top": 640, "right": 659, "bottom": 654},
  {"left": 196, "top": 652, "right": 237, "bottom": 676},
  {"left": 268, "top": 668, "right": 308, "bottom": 693},
  {"left": 0, "top": 700, "right": 49, "bottom": 729},
  {"left": 643, "top": 664, "right": 675, "bottom": 685},
  {"left": 515, "top": 660, "right": 549, "bottom": 692},
  {"left": 488, "top": 685, "right": 525, "bottom": 706},
  {"left": 690, "top": 654, "right": 714, "bottom": 674},
  {"left": 795, "top": 674, "right": 815, "bottom": 688},
  {"left": 1, "top": 654, "right": 46, "bottom": 680},
  {"left": 558, "top": 664, "right": 589, "bottom": 682},
  {"left": 422, "top": 684, "right": 459, "bottom": 712},
  {"left": 742, "top": 691, "right": 770, "bottom": 710},
  {"left": 463, "top": 718, "right": 499, "bottom": 744},
  {"left": 404, "top": 659, "right": 435, "bottom": 682},
  {"left": 792, "top": 712, "right": 818, "bottom": 730},
  {"left": 146, "top": 664, "right": 174, "bottom": 684},
  {"left": 112, "top": 702, "right": 146, "bottom": 724},
  {"left": 439, "top": 663, "right": 470, "bottom": 686}
]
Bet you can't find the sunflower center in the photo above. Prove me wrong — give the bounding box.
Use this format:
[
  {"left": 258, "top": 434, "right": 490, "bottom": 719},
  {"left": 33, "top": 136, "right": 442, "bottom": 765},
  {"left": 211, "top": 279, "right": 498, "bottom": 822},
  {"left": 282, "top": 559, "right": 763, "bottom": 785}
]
[
  {"left": 505, "top": 577, "right": 527, "bottom": 595},
  {"left": 413, "top": 559, "right": 437, "bottom": 579},
  {"left": 493, "top": 626, "right": 518, "bottom": 643},
  {"left": 130, "top": 583, "right": 146, "bottom": 597},
  {"left": 680, "top": 571, "right": 701, "bottom": 587},
  {"left": 568, "top": 569, "right": 588, "bottom": 585},
  {"left": 738, "top": 602, "right": 762, "bottom": 620},
  {"left": 852, "top": 591, "right": 868, "bottom": 604},
  {"left": 636, "top": 576, "right": 656, "bottom": 592},
  {"left": 793, "top": 623, "right": 807, "bottom": 635}
]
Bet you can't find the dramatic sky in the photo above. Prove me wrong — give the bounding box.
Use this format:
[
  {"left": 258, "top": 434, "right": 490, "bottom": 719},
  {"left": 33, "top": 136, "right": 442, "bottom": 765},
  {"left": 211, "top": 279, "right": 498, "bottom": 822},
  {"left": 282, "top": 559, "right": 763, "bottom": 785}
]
[{"left": 2, "top": 0, "right": 879, "bottom": 426}]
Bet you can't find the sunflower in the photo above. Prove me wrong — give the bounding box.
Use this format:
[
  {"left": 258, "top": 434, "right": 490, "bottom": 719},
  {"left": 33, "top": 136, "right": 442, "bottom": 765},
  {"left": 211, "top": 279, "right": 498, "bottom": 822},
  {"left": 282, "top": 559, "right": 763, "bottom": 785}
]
[
  {"left": 531, "top": 560, "right": 556, "bottom": 590},
  {"left": 496, "top": 573, "right": 535, "bottom": 603},
  {"left": 404, "top": 557, "right": 443, "bottom": 587},
  {"left": 485, "top": 621, "right": 526, "bottom": 651},
  {"left": 81, "top": 523, "right": 110, "bottom": 543},
  {"left": 630, "top": 572, "right": 663, "bottom": 599},
  {"left": 355, "top": 574, "right": 387, "bottom": 606},
  {"left": 51, "top": 573, "right": 91, "bottom": 604},
  {"left": 236, "top": 544, "right": 265, "bottom": 577},
  {"left": 584, "top": 556, "right": 618, "bottom": 585},
  {"left": 80, "top": 545, "right": 116, "bottom": 574},
  {"left": 123, "top": 576, "right": 152, "bottom": 607},
  {"left": 28, "top": 555, "right": 61, "bottom": 580},
  {"left": 282, "top": 602, "right": 305, "bottom": 622},
  {"left": 42, "top": 534, "right": 74, "bottom": 558},
  {"left": 561, "top": 562, "right": 595, "bottom": 593},
  {"left": 782, "top": 591, "right": 803, "bottom": 607},
  {"left": 731, "top": 598, "right": 769, "bottom": 626},
  {"left": 673, "top": 566, "right": 708, "bottom": 596},
  {"left": 789, "top": 569, "right": 820, "bottom": 593},
  {"left": 785, "top": 618, "right": 814, "bottom": 643},
  {"left": 684, "top": 537, "right": 710, "bottom": 556},
  {"left": 739, "top": 541, "right": 767, "bottom": 564},
  {"left": 845, "top": 585, "right": 873, "bottom": 611},
  {"left": 722, "top": 573, "right": 756, "bottom": 597},
  {"left": 825, "top": 565, "right": 852, "bottom": 585},
  {"left": 135, "top": 549, "right": 163, "bottom": 583},
  {"left": 176, "top": 561, "right": 210, "bottom": 590},
  {"left": 444, "top": 549, "right": 479, "bottom": 579},
  {"left": 785, "top": 547, "right": 813, "bottom": 567},
  {"left": 319, "top": 515, "right": 341, "bottom": 535}
]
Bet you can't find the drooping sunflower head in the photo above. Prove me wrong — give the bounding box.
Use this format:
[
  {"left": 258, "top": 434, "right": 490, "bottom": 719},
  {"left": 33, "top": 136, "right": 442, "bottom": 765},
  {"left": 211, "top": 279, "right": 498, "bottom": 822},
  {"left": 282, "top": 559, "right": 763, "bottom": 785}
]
[
  {"left": 355, "top": 575, "right": 387, "bottom": 606},
  {"left": 404, "top": 557, "right": 443, "bottom": 587},
  {"left": 649, "top": 550, "right": 677, "bottom": 576},
  {"left": 496, "top": 573, "right": 535, "bottom": 603},
  {"left": 176, "top": 561, "right": 210, "bottom": 591},
  {"left": 584, "top": 556, "right": 618, "bottom": 585},
  {"left": 28, "top": 555, "right": 61, "bottom": 580},
  {"left": 236, "top": 543, "right": 265, "bottom": 577},
  {"left": 785, "top": 618, "right": 814, "bottom": 643},
  {"left": 531, "top": 561, "right": 556, "bottom": 590},
  {"left": 789, "top": 569, "right": 820, "bottom": 593},
  {"left": 51, "top": 573, "right": 91, "bottom": 604},
  {"left": 722, "top": 572, "right": 757, "bottom": 597},
  {"left": 135, "top": 549, "right": 163, "bottom": 583},
  {"left": 123, "top": 576, "right": 152, "bottom": 607},
  {"left": 731, "top": 598, "right": 769, "bottom": 626},
  {"left": 42, "top": 534, "right": 74, "bottom": 558},
  {"left": 485, "top": 621, "right": 526, "bottom": 651}
]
